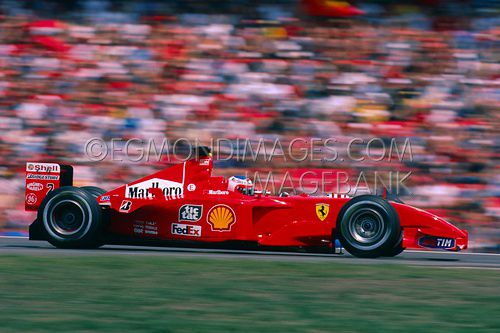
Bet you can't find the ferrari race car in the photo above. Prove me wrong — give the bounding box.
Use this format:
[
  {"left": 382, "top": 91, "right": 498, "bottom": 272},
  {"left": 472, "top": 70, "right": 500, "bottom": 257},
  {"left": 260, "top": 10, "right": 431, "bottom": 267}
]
[{"left": 25, "top": 147, "right": 468, "bottom": 258}]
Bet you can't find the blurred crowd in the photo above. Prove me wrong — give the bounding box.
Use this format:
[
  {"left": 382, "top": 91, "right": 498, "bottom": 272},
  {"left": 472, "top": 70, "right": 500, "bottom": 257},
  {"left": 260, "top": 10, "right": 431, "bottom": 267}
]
[{"left": 0, "top": 0, "right": 498, "bottom": 250}]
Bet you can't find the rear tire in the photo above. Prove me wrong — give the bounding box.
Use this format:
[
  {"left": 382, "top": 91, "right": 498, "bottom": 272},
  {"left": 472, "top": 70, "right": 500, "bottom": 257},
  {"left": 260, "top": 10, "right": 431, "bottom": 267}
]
[
  {"left": 336, "top": 195, "right": 401, "bottom": 258},
  {"left": 80, "top": 186, "right": 108, "bottom": 247},
  {"left": 37, "top": 186, "right": 103, "bottom": 249},
  {"left": 81, "top": 186, "right": 106, "bottom": 198}
]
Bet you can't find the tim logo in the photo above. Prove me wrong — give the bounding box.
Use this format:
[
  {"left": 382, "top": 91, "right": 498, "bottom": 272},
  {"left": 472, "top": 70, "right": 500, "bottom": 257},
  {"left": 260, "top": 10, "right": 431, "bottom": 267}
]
[
  {"left": 179, "top": 204, "right": 202, "bottom": 222},
  {"left": 418, "top": 236, "right": 455, "bottom": 249},
  {"left": 436, "top": 238, "right": 455, "bottom": 248}
]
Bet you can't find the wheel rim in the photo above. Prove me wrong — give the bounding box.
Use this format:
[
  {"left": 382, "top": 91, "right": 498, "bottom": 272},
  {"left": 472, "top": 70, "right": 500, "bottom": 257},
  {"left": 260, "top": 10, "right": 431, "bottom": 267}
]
[
  {"left": 49, "top": 200, "right": 86, "bottom": 235},
  {"left": 348, "top": 208, "right": 385, "bottom": 245},
  {"left": 340, "top": 201, "right": 393, "bottom": 251}
]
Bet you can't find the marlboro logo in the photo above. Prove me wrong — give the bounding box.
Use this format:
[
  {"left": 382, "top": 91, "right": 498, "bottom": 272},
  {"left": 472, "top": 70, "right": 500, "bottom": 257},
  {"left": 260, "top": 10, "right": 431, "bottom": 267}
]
[{"left": 125, "top": 178, "right": 183, "bottom": 199}]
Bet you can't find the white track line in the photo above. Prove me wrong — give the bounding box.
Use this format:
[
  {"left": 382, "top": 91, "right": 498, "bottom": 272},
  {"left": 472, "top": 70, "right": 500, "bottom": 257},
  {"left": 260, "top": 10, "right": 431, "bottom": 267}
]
[
  {"left": 437, "top": 266, "right": 500, "bottom": 271},
  {"left": 0, "top": 236, "right": 498, "bottom": 256},
  {"left": 405, "top": 250, "right": 500, "bottom": 256}
]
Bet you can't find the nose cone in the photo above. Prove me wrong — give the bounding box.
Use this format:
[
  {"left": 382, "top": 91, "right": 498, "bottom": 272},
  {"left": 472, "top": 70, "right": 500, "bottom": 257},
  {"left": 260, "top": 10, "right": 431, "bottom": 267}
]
[
  {"left": 418, "top": 213, "right": 469, "bottom": 251},
  {"left": 429, "top": 213, "right": 468, "bottom": 238},
  {"left": 393, "top": 202, "right": 468, "bottom": 251}
]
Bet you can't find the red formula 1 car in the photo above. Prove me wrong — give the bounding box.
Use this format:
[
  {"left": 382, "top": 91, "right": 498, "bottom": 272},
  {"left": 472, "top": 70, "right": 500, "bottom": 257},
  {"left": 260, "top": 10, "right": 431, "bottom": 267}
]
[{"left": 25, "top": 148, "right": 468, "bottom": 258}]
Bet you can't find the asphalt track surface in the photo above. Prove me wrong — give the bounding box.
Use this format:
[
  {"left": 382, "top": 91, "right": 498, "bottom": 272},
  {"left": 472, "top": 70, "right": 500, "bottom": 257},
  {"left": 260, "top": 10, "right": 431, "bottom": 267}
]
[{"left": 0, "top": 236, "right": 499, "bottom": 269}]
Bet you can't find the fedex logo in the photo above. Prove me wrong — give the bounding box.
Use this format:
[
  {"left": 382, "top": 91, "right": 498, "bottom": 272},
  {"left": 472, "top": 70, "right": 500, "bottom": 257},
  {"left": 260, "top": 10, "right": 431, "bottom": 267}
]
[{"left": 171, "top": 223, "right": 201, "bottom": 237}]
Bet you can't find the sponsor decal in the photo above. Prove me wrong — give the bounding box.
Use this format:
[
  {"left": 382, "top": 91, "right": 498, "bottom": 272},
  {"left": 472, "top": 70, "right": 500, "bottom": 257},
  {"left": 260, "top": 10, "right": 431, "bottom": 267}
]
[
  {"left": 125, "top": 177, "right": 183, "bottom": 199},
  {"left": 199, "top": 158, "right": 210, "bottom": 166},
  {"left": 179, "top": 204, "right": 203, "bottom": 222},
  {"left": 230, "top": 176, "right": 249, "bottom": 186},
  {"left": 26, "top": 173, "right": 60, "bottom": 180},
  {"left": 26, "top": 162, "right": 60, "bottom": 173},
  {"left": 134, "top": 220, "right": 158, "bottom": 236},
  {"left": 329, "top": 193, "right": 350, "bottom": 198},
  {"left": 172, "top": 223, "right": 201, "bottom": 237},
  {"left": 207, "top": 204, "right": 236, "bottom": 231},
  {"left": 26, "top": 193, "right": 37, "bottom": 205},
  {"left": 187, "top": 183, "right": 196, "bottom": 192},
  {"left": 27, "top": 182, "right": 43, "bottom": 192},
  {"left": 119, "top": 200, "right": 132, "bottom": 212},
  {"left": 99, "top": 195, "right": 110, "bottom": 202},
  {"left": 208, "top": 190, "right": 229, "bottom": 195},
  {"left": 418, "top": 236, "right": 456, "bottom": 249},
  {"left": 315, "top": 203, "right": 330, "bottom": 221}
]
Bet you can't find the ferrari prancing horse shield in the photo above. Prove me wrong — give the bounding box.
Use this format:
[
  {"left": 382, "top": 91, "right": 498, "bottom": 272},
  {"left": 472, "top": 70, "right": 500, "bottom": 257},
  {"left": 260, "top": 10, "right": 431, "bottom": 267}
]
[{"left": 315, "top": 203, "right": 329, "bottom": 221}]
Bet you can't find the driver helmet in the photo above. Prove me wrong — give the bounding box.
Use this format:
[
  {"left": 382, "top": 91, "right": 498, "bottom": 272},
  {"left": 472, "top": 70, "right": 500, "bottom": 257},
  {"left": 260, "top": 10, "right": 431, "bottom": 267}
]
[{"left": 228, "top": 175, "right": 253, "bottom": 193}]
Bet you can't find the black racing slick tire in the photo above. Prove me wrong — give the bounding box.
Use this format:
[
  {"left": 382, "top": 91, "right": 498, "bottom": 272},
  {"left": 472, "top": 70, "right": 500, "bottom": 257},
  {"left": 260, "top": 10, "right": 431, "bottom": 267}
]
[
  {"left": 37, "top": 186, "right": 103, "bottom": 249},
  {"left": 383, "top": 241, "right": 405, "bottom": 257},
  {"left": 80, "top": 186, "right": 109, "bottom": 247},
  {"left": 382, "top": 232, "right": 405, "bottom": 257},
  {"left": 81, "top": 186, "right": 107, "bottom": 198},
  {"left": 336, "top": 195, "right": 401, "bottom": 258}
]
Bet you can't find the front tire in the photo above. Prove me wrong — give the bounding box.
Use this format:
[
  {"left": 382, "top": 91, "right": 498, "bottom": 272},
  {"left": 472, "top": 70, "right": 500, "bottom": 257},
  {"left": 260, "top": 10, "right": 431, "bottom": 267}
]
[
  {"left": 38, "top": 186, "right": 103, "bottom": 248},
  {"left": 337, "top": 195, "right": 401, "bottom": 258},
  {"left": 382, "top": 233, "right": 404, "bottom": 257}
]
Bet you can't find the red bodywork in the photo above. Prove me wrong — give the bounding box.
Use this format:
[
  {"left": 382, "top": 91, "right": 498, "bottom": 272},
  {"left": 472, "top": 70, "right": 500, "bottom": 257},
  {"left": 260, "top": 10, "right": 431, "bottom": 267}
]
[{"left": 89, "top": 156, "right": 468, "bottom": 252}]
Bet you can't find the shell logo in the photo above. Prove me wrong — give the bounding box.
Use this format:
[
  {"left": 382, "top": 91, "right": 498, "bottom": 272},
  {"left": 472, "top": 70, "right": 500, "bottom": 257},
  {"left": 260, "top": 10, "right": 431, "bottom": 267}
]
[{"left": 207, "top": 204, "right": 236, "bottom": 231}]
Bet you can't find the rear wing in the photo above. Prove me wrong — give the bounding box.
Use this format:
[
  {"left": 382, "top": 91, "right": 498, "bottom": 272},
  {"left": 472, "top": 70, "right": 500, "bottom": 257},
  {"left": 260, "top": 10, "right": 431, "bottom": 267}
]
[{"left": 25, "top": 162, "right": 73, "bottom": 211}]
